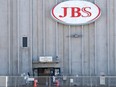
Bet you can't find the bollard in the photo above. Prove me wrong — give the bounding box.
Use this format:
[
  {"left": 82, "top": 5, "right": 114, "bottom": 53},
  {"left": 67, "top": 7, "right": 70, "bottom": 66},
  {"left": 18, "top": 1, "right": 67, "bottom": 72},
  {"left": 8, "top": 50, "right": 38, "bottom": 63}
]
[
  {"left": 34, "top": 79, "right": 38, "bottom": 87},
  {"left": 55, "top": 80, "right": 59, "bottom": 87}
]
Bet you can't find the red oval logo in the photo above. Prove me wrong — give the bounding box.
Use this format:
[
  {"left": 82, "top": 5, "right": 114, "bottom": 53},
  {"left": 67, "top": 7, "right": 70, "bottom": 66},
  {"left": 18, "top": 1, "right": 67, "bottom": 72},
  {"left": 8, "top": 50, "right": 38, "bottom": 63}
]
[{"left": 51, "top": 1, "right": 101, "bottom": 25}]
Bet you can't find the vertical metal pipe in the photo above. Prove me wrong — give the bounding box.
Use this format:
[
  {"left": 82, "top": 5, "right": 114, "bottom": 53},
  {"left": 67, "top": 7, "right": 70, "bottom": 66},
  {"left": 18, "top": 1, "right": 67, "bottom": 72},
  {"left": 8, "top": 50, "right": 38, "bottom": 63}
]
[
  {"left": 81, "top": 25, "right": 84, "bottom": 85},
  {"left": 30, "top": 0, "right": 33, "bottom": 74},
  {"left": 94, "top": 0, "right": 97, "bottom": 76},
  {"left": 17, "top": 0, "right": 20, "bottom": 74},
  {"left": 81, "top": 26, "right": 84, "bottom": 76},
  {"left": 106, "top": 0, "right": 110, "bottom": 76},
  {"left": 55, "top": 0, "right": 58, "bottom": 58},
  {"left": 69, "top": 25, "right": 72, "bottom": 75},
  {"left": 87, "top": 0, "right": 91, "bottom": 78},
  {"left": 37, "top": 0, "right": 39, "bottom": 60},
  {"left": 106, "top": 0, "right": 110, "bottom": 87},
  {"left": 81, "top": 1, "right": 84, "bottom": 86},
  {"left": 88, "top": 26, "right": 90, "bottom": 76},
  {"left": 114, "top": 0, "right": 116, "bottom": 76},
  {"left": 113, "top": 0, "right": 115, "bottom": 76},
  {"left": 7, "top": 0, "right": 11, "bottom": 75},
  {"left": 42, "top": 0, "right": 46, "bottom": 56},
  {"left": 88, "top": 25, "right": 92, "bottom": 85}
]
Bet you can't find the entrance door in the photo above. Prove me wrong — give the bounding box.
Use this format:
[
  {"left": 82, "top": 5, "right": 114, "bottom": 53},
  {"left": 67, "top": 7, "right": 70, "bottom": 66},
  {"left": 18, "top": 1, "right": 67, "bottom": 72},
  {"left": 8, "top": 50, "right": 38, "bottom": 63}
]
[{"left": 33, "top": 68, "right": 60, "bottom": 86}]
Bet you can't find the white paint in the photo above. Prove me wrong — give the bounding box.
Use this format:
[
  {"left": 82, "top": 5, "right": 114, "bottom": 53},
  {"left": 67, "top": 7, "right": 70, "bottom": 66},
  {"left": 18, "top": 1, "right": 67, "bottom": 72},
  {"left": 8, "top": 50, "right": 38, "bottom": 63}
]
[{"left": 51, "top": 1, "right": 101, "bottom": 25}]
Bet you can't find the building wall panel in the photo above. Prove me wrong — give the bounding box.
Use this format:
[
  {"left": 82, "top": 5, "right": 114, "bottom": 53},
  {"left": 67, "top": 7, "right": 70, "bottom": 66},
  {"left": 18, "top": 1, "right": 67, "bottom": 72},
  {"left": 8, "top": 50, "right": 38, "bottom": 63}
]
[
  {"left": 0, "top": 0, "right": 116, "bottom": 76},
  {"left": 0, "top": 0, "right": 9, "bottom": 75},
  {"left": 95, "top": 0, "right": 108, "bottom": 75}
]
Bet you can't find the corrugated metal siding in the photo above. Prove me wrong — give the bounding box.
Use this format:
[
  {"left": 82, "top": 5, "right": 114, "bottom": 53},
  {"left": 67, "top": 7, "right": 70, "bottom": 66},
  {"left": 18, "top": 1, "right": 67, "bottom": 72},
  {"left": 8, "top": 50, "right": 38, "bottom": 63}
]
[{"left": 0, "top": 0, "right": 116, "bottom": 76}]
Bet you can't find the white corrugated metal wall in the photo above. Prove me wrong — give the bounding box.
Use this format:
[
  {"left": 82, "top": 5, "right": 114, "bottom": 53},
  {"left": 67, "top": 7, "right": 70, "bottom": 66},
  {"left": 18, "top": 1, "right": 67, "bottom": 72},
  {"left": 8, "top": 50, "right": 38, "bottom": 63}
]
[{"left": 0, "top": 0, "right": 115, "bottom": 76}]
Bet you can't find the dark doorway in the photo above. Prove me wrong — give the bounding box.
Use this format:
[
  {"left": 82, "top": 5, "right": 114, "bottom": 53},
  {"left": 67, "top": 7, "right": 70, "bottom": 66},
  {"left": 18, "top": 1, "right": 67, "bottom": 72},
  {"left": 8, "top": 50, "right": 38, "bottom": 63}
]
[
  {"left": 33, "top": 68, "right": 60, "bottom": 86},
  {"left": 33, "top": 68, "right": 60, "bottom": 76}
]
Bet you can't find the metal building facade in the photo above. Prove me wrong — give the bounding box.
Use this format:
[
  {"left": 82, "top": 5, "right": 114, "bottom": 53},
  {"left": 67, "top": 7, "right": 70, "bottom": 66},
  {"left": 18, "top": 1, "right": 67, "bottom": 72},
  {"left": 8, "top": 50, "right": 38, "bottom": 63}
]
[{"left": 0, "top": 0, "right": 116, "bottom": 76}]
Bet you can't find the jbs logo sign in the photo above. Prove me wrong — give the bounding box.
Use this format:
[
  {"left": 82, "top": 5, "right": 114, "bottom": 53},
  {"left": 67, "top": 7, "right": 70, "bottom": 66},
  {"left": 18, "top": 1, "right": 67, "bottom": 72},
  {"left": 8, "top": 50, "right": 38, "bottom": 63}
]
[
  {"left": 59, "top": 7, "right": 92, "bottom": 18},
  {"left": 51, "top": 1, "right": 101, "bottom": 25}
]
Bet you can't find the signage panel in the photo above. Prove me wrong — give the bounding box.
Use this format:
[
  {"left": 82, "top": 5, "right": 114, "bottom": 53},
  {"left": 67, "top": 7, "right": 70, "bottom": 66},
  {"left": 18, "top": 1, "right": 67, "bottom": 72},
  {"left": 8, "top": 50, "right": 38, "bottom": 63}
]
[
  {"left": 51, "top": 1, "right": 101, "bottom": 25},
  {"left": 39, "top": 56, "right": 53, "bottom": 62}
]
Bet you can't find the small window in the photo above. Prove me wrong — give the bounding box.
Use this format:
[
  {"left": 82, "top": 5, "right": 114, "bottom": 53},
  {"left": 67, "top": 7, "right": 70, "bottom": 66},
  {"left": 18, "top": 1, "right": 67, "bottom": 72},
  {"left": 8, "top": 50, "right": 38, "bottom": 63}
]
[{"left": 22, "top": 37, "right": 27, "bottom": 47}]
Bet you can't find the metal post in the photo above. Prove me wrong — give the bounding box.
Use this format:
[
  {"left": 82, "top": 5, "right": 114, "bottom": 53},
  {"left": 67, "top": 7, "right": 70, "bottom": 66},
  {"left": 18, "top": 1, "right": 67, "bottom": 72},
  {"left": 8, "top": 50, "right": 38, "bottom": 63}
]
[
  {"left": 49, "top": 77, "right": 51, "bottom": 87},
  {"left": 6, "top": 76, "right": 8, "bottom": 87},
  {"left": 46, "top": 77, "right": 48, "bottom": 87},
  {"left": 15, "top": 77, "right": 17, "bottom": 87}
]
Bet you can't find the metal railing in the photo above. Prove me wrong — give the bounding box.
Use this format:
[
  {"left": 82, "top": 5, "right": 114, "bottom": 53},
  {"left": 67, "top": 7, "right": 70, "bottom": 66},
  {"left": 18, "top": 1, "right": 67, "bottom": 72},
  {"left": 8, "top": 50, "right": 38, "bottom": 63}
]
[{"left": 0, "top": 76, "right": 116, "bottom": 87}]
